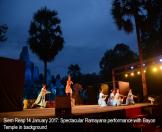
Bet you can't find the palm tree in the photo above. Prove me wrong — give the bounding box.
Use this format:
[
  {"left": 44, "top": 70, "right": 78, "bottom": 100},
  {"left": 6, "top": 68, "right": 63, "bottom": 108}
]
[
  {"left": 111, "top": 0, "right": 159, "bottom": 98},
  {"left": 142, "top": 0, "right": 162, "bottom": 59},
  {"left": 28, "top": 7, "right": 64, "bottom": 84},
  {"left": 0, "top": 24, "right": 8, "bottom": 42}
]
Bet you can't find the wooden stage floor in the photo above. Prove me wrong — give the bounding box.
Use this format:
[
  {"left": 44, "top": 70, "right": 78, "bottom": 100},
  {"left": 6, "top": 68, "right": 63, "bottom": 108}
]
[
  {"left": 1, "top": 103, "right": 161, "bottom": 131},
  {"left": 0, "top": 103, "right": 153, "bottom": 120}
]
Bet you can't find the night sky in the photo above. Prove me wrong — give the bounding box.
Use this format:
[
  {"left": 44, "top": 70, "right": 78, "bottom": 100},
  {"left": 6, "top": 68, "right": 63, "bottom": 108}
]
[{"left": 0, "top": 0, "right": 137, "bottom": 76}]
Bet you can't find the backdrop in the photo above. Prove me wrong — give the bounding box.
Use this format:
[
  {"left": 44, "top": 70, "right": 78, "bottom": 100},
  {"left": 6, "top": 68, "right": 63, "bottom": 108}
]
[{"left": 0, "top": 57, "right": 25, "bottom": 112}]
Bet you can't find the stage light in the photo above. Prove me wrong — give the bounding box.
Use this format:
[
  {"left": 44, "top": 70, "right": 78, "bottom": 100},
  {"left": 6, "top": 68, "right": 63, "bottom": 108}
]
[
  {"left": 131, "top": 66, "right": 134, "bottom": 69},
  {"left": 160, "top": 66, "right": 162, "bottom": 70},
  {"left": 125, "top": 74, "right": 128, "bottom": 78},
  {"left": 137, "top": 71, "right": 140, "bottom": 75},
  {"left": 144, "top": 70, "right": 146, "bottom": 73},
  {"left": 160, "top": 59, "right": 162, "bottom": 62},
  {"left": 152, "top": 67, "right": 157, "bottom": 72},
  {"left": 130, "top": 72, "right": 134, "bottom": 77},
  {"left": 143, "top": 63, "right": 145, "bottom": 67}
]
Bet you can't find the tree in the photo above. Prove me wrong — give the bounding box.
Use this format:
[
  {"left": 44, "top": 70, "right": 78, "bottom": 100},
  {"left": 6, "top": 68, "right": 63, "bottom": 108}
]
[
  {"left": 0, "top": 24, "right": 8, "bottom": 42},
  {"left": 111, "top": 0, "right": 159, "bottom": 97},
  {"left": 68, "top": 64, "right": 81, "bottom": 83},
  {"left": 28, "top": 7, "right": 64, "bottom": 84},
  {"left": 100, "top": 43, "right": 138, "bottom": 82},
  {"left": 141, "top": 1, "right": 162, "bottom": 59}
]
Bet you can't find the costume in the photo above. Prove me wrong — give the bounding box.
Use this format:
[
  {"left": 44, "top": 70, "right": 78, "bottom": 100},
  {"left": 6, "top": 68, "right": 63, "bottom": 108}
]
[
  {"left": 65, "top": 76, "right": 73, "bottom": 96},
  {"left": 126, "top": 90, "right": 135, "bottom": 105},
  {"left": 114, "top": 92, "right": 121, "bottom": 106},
  {"left": 98, "top": 92, "right": 107, "bottom": 107},
  {"left": 107, "top": 92, "right": 116, "bottom": 106},
  {"left": 114, "top": 90, "right": 124, "bottom": 106},
  {"left": 34, "top": 85, "right": 50, "bottom": 108}
]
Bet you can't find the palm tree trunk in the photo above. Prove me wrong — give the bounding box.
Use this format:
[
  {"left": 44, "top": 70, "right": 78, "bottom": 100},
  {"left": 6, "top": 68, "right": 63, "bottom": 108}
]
[
  {"left": 44, "top": 61, "right": 47, "bottom": 84},
  {"left": 134, "top": 15, "right": 148, "bottom": 99}
]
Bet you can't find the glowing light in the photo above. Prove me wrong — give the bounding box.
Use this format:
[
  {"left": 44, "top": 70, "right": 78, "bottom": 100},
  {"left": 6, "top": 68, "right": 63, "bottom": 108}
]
[
  {"left": 152, "top": 67, "right": 157, "bottom": 72},
  {"left": 137, "top": 71, "right": 140, "bottom": 75},
  {"left": 143, "top": 63, "right": 145, "bottom": 67},
  {"left": 131, "top": 66, "right": 134, "bottom": 69},
  {"left": 130, "top": 72, "right": 134, "bottom": 76},
  {"left": 144, "top": 70, "right": 146, "bottom": 73},
  {"left": 160, "top": 59, "right": 162, "bottom": 62},
  {"left": 160, "top": 66, "right": 162, "bottom": 70},
  {"left": 125, "top": 74, "right": 128, "bottom": 78}
]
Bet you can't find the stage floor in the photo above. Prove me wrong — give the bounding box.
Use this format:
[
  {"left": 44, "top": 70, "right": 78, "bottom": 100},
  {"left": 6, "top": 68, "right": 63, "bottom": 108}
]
[
  {"left": 1, "top": 103, "right": 161, "bottom": 131},
  {"left": 0, "top": 103, "right": 152, "bottom": 120}
]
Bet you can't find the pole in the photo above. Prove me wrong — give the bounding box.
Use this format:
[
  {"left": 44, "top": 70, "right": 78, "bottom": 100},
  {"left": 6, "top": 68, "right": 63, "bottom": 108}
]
[
  {"left": 112, "top": 69, "right": 116, "bottom": 89},
  {"left": 134, "top": 15, "right": 148, "bottom": 99}
]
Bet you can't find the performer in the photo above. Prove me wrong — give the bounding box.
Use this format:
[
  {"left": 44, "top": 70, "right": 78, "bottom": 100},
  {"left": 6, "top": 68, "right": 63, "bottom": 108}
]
[
  {"left": 126, "top": 89, "right": 137, "bottom": 105},
  {"left": 32, "top": 84, "right": 51, "bottom": 108},
  {"left": 73, "top": 83, "right": 83, "bottom": 105},
  {"left": 65, "top": 75, "right": 73, "bottom": 97},
  {"left": 148, "top": 96, "right": 155, "bottom": 104},
  {"left": 98, "top": 89, "right": 107, "bottom": 107},
  {"left": 107, "top": 89, "right": 116, "bottom": 106},
  {"left": 114, "top": 89, "right": 126, "bottom": 106}
]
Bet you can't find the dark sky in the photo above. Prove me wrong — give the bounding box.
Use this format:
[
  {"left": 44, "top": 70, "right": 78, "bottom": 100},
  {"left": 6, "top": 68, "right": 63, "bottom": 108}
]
[{"left": 0, "top": 0, "right": 137, "bottom": 77}]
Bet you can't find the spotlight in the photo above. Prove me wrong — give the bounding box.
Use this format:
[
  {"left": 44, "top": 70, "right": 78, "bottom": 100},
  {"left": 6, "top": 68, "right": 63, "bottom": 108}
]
[
  {"left": 130, "top": 72, "right": 134, "bottom": 77},
  {"left": 131, "top": 66, "right": 134, "bottom": 69},
  {"left": 125, "top": 74, "right": 128, "bottom": 78},
  {"left": 137, "top": 71, "right": 140, "bottom": 75},
  {"left": 160, "top": 59, "right": 162, "bottom": 62},
  {"left": 152, "top": 67, "right": 157, "bottom": 72},
  {"left": 160, "top": 66, "right": 162, "bottom": 70}
]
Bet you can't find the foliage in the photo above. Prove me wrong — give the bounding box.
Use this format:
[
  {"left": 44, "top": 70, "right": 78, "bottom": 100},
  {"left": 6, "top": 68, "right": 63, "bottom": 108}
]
[
  {"left": 68, "top": 64, "right": 81, "bottom": 83},
  {"left": 28, "top": 7, "right": 64, "bottom": 83},
  {"left": 112, "top": 0, "right": 162, "bottom": 58},
  {"left": 99, "top": 43, "right": 138, "bottom": 81},
  {"left": 141, "top": 0, "right": 162, "bottom": 59},
  {"left": 0, "top": 24, "right": 8, "bottom": 42},
  {"left": 111, "top": 0, "right": 158, "bottom": 34}
]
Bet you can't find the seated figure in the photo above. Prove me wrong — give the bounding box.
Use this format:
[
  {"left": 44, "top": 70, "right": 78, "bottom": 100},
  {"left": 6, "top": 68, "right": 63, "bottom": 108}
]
[
  {"left": 126, "top": 89, "right": 137, "bottom": 105},
  {"left": 148, "top": 96, "right": 155, "bottom": 104},
  {"left": 107, "top": 89, "right": 116, "bottom": 106},
  {"left": 114, "top": 89, "right": 126, "bottom": 106},
  {"left": 98, "top": 89, "right": 107, "bottom": 107}
]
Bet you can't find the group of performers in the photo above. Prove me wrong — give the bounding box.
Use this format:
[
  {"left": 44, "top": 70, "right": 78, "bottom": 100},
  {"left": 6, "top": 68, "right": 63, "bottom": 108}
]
[
  {"left": 98, "top": 88, "right": 137, "bottom": 107},
  {"left": 31, "top": 75, "right": 138, "bottom": 108},
  {"left": 31, "top": 75, "right": 73, "bottom": 108}
]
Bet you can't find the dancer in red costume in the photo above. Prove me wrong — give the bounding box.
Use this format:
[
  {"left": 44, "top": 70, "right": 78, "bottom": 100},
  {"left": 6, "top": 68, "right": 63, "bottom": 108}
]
[{"left": 65, "top": 75, "right": 73, "bottom": 97}]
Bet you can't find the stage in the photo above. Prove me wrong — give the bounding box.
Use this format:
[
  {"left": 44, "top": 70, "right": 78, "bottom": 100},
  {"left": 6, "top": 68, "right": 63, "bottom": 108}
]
[
  {"left": 0, "top": 103, "right": 153, "bottom": 120},
  {"left": 1, "top": 103, "right": 161, "bottom": 131}
]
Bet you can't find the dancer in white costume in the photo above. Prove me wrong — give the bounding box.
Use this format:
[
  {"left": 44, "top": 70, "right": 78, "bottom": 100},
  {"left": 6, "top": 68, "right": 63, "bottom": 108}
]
[
  {"left": 32, "top": 84, "right": 51, "bottom": 108},
  {"left": 114, "top": 89, "right": 126, "bottom": 106},
  {"left": 126, "top": 89, "right": 137, "bottom": 105},
  {"left": 107, "top": 89, "right": 116, "bottom": 106},
  {"left": 98, "top": 89, "right": 107, "bottom": 107}
]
